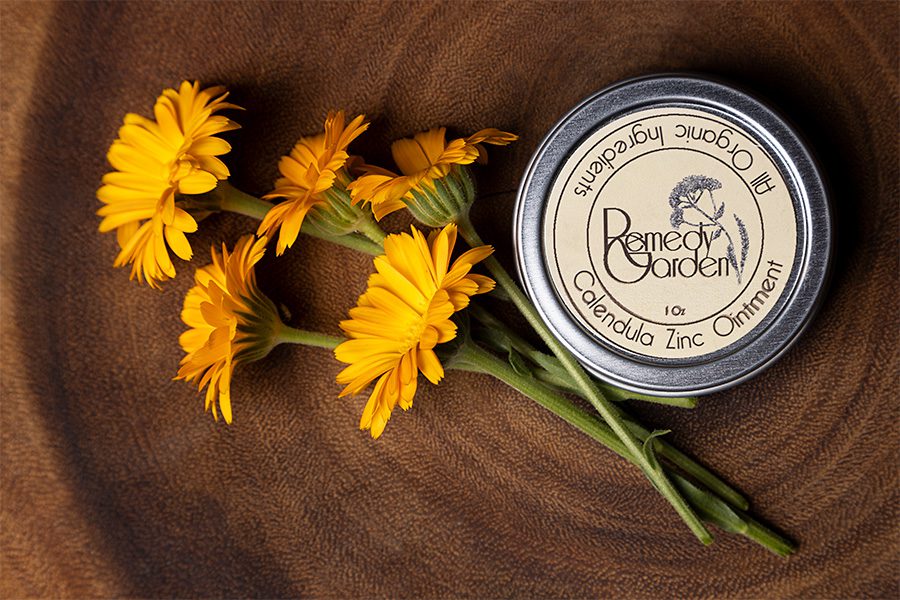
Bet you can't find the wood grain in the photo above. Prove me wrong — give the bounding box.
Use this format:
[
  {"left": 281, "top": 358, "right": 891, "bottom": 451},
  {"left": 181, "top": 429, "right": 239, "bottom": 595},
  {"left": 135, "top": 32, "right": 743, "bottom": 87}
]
[{"left": 2, "top": 1, "right": 897, "bottom": 597}]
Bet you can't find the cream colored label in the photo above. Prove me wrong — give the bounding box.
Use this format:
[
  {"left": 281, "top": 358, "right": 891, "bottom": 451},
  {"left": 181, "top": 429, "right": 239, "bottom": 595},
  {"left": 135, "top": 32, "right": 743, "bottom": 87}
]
[{"left": 544, "top": 106, "right": 797, "bottom": 359}]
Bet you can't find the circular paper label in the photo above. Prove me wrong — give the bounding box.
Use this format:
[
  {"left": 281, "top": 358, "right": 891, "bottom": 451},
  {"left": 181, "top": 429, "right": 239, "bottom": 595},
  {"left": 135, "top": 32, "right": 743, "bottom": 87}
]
[{"left": 544, "top": 106, "right": 797, "bottom": 360}]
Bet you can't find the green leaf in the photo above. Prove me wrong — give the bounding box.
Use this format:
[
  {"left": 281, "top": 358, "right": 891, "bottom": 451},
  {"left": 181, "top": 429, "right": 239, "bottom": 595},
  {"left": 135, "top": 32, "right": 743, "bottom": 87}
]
[
  {"left": 672, "top": 474, "right": 748, "bottom": 535},
  {"left": 471, "top": 322, "right": 512, "bottom": 354},
  {"left": 508, "top": 348, "right": 531, "bottom": 377},
  {"left": 641, "top": 429, "right": 671, "bottom": 472}
]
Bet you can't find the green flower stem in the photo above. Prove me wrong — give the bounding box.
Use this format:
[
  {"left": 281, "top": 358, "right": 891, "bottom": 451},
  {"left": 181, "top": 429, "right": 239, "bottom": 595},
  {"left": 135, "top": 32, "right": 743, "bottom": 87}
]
[
  {"left": 217, "top": 181, "right": 273, "bottom": 220},
  {"left": 596, "top": 384, "right": 698, "bottom": 408},
  {"left": 469, "top": 303, "right": 697, "bottom": 409},
  {"left": 453, "top": 342, "right": 793, "bottom": 557},
  {"left": 614, "top": 410, "right": 749, "bottom": 510},
  {"left": 276, "top": 325, "right": 343, "bottom": 349},
  {"left": 670, "top": 473, "right": 794, "bottom": 557},
  {"left": 744, "top": 516, "right": 796, "bottom": 557},
  {"left": 252, "top": 323, "right": 789, "bottom": 555},
  {"left": 457, "top": 216, "right": 712, "bottom": 545},
  {"left": 528, "top": 361, "right": 748, "bottom": 511},
  {"left": 214, "top": 182, "right": 384, "bottom": 256},
  {"left": 472, "top": 316, "right": 743, "bottom": 508},
  {"left": 453, "top": 343, "right": 631, "bottom": 459},
  {"left": 274, "top": 312, "right": 745, "bottom": 513},
  {"left": 530, "top": 364, "right": 581, "bottom": 393},
  {"left": 356, "top": 215, "right": 388, "bottom": 246},
  {"left": 314, "top": 231, "right": 384, "bottom": 255}
]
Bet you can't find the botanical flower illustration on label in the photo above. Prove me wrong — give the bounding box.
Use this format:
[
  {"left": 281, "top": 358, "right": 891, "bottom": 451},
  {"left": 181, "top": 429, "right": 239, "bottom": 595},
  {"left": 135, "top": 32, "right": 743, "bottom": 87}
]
[{"left": 544, "top": 106, "right": 798, "bottom": 360}]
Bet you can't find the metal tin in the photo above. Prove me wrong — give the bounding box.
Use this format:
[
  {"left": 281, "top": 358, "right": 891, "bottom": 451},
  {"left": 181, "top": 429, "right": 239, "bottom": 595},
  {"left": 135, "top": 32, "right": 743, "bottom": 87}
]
[{"left": 514, "top": 75, "right": 831, "bottom": 396}]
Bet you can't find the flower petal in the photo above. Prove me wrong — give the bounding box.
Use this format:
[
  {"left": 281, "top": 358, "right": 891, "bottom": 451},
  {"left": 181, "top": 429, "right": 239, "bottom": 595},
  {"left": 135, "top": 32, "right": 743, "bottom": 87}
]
[{"left": 164, "top": 226, "right": 193, "bottom": 261}]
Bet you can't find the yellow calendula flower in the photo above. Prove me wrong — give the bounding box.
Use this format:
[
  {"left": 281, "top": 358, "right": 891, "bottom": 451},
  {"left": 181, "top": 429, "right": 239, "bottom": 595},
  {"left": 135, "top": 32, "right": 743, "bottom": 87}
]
[
  {"left": 259, "top": 110, "right": 369, "bottom": 255},
  {"left": 97, "top": 81, "right": 241, "bottom": 287},
  {"left": 335, "top": 223, "right": 495, "bottom": 438},
  {"left": 176, "top": 235, "right": 280, "bottom": 424},
  {"left": 348, "top": 127, "right": 517, "bottom": 222}
]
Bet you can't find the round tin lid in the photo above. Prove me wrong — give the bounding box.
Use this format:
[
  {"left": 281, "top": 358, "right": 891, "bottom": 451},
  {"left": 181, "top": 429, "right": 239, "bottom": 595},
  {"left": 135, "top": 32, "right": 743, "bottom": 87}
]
[{"left": 514, "top": 75, "right": 831, "bottom": 396}]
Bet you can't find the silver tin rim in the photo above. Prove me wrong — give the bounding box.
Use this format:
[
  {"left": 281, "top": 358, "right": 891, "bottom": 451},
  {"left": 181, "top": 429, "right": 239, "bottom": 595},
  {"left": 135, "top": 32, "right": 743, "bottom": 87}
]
[{"left": 513, "top": 74, "right": 832, "bottom": 396}]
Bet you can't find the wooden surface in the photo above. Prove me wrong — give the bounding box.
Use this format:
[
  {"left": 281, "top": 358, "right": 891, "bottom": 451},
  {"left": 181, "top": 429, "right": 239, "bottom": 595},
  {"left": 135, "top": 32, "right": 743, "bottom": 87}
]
[{"left": 2, "top": 1, "right": 898, "bottom": 597}]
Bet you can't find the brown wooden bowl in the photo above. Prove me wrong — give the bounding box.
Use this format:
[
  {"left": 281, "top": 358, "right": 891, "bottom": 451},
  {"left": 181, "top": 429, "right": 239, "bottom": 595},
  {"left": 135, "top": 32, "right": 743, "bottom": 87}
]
[{"left": 2, "top": 1, "right": 897, "bottom": 597}]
